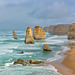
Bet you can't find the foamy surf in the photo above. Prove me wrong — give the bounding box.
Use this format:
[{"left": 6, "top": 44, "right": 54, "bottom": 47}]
[
  {"left": 0, "top": 31, "right": 71, "bottom": 75},
  {"left": 46, "top": 46, "right": 70, "bottom": 62},
  {"left": 5, "top": 62, "right": 14, "bottom": 67}
]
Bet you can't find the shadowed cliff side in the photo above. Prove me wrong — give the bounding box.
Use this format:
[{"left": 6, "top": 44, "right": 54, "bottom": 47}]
[
  {"left": 12, "top": 30, "right": 18, "bottom": 39},
  {"left": 33, "top": 26, "right": 46, "bottom": 39},
  {"left": 25, "top": 26, "right": 34, "bottom": 44}
]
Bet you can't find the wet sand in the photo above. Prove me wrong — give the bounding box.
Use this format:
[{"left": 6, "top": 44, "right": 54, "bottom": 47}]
[
  {"left": 50, "top": 43, "right": 75, "bottom": 75},
  {"left": 44, "top": 43, "right": 75, "bottom": 75},
  {"left": 62, "top": 43, "right": 75, "bottom": 75},
  {"left": 44, "top": 51, "right": 72, "bottom": 75}
]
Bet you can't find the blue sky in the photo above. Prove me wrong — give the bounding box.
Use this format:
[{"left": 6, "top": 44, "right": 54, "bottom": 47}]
[{"left": 0, "top": 0, "right": 75, "bottom": 30}]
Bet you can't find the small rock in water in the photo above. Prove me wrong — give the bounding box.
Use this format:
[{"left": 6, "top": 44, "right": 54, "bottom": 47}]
[
  {"left": 18, "top": 51, "right": 24, "bottom": 54},
  {"left": 43, "top": 44, "right": 51, "bottom": 51}
]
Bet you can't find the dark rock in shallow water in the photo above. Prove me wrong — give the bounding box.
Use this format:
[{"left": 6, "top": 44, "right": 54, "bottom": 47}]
[
  {"left": 13, "top": 61, "right": 18, "bottom": 65},
  {"left": 18, "top": 51, "right": 24, "bottom": 54},
  {"left": 43, "top": 44, "right": 51, "bottom": 51}
]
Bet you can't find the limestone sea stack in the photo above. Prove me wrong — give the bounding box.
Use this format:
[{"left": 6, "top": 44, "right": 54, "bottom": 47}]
[
  {"left": 43, "top": 44, "right": 51, "bottom": 51},
  {"left": 33, "top": 26, "right": 46, "bottom": 39},
  {"left": 25, "top": 27, "right": 34, "bottom": 44},
  {"left": 68, "top": 23, "right": 75, "bottom": 40},
  {"left": 12, "top": 30, "right": 18, "bottom": 39}
]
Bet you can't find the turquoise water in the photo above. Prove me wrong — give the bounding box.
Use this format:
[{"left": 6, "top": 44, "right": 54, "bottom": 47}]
[{"left": 0, "top": 30, "right": 73, "bottom": 75}]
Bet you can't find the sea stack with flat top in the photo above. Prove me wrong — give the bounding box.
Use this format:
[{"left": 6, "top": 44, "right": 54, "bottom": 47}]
[
  {"left": 12, "top": 30, "right": 18, "bottom": 39},
  {"left": 25, "top": 26, "right": 34, "bottom": 44},
  {"left": 68, "top": 23, "right": 75, "bottom": 40},
  {"left": 33, "top": 26, "right": 46, "bottom": 39}
]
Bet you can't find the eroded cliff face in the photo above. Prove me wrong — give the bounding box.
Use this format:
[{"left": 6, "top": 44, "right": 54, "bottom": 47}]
[
  {"left": 68, "top": 23, "right": 75, "bottom": 40},
  {"left": 12, "top": 30, "right": 18, "bottom": 39},
  {"left": 33, "top": 26, "right": 46, "bottom": 39},
  {"left": 25, "top": 27, "right": 34, "bottom": 44},
  {"left": 44, "top": 24, "right": 70, "bottom": 35}
]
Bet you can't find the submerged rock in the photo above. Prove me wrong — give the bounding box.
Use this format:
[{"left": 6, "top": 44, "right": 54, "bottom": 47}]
[
  {"left": 43, "top": 44, "right": 51, "bottom": 51},
  {"left": 33, "top": 26, "right": 46, "bottom": 39},
  {"left": 68, "top": 23, "right": 75, "bottom": 40},
  {"left": 25, "top": 27, "right": 34, "bottom": 44},
  {"left": 12, "top": 30, "right": 18, "bottom": 39}
]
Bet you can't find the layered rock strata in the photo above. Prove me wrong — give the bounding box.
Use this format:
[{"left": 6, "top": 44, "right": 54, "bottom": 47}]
[
  {"left": 44, "top": 24, "right": 70, "bottom": 35},
  {"left": 25, "top": 27, "right": 34, "bottom": 44},
  {"left": 68, "top": 23, "right": 75, "bottom": 40},
  {"left": 33, "top": 26, "right": 46, "bottom": 39},
  {"left": 12, "top": 30, "right": 18, "bottom": 39}
]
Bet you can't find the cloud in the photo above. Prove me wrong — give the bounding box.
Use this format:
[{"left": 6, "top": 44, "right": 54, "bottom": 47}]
[
  {"left": 29, "top": 0, "right": 71, "bottom": 19},
  {"left": 0, "top": 0, "right": 74, "bottom": 30},
  {"left": 0, "top": 0, "right": 30, "bottom": 7}
]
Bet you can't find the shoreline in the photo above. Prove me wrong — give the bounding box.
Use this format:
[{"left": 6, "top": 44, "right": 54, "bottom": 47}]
[
  {"left": 62, "top": 43, "right": 75, "bottom": 75},
  {"left": 44, "top": 43, "right": 74, "bottom": 75}
]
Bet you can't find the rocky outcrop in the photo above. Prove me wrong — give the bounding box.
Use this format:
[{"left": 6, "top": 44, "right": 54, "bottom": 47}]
[
  {"left": 33, "top": 26, "right": 46, "bottom": 39},
  {"left": 13, "top": 59, "right": 44, "bottom": 66},
  {"left": 43, "top": 44, "right": 51, "bottom": 51},
  {"left": 12, "top": 30, "right": 18, "bottom": 39},
  {"left": 68, "top": 23, "right": 75, "bottom": 40},
  {"left": 25, "top": 27, "right": 34, "bottom": 44},
  {"left": 29, "top": 60, "right": 44, "bottom": 64},
  {"left": 44, "top": 24, "right": 70, "bottom": 35},
  {"left": 13, "top": 59, "right": 30, "bottom": 66}
]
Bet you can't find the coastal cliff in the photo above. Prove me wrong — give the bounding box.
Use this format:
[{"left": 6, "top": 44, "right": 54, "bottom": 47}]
[
  {"left": 68, "top": 23, "right": 75, "bottom": 40},
  {"left": 33, "top": 26, "right": 46, "bottom": 39},
  {"left": 25, "top": 26, "right": 34, "bottom": 44},
  {"left": 44, "top": 24, "right": 70, "bottom": 35}
]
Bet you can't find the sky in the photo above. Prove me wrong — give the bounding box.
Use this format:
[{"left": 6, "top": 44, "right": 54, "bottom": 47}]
[{"left": 0, "top": 0, "right": 75, "bottom": 30}]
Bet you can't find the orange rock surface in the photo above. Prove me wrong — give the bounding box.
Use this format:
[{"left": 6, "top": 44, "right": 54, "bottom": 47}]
[
  {"left": 33, "top": 26, "right": 46, "bottom": 39},
  {"left": 12, "top": 30, "right": 18, "bottom": 39},
  {"left": 25, "top": 26, "right": 34, "bottom": 44},
  {"left": 68, "top": 23, "right": 75, "bottom": 40}
]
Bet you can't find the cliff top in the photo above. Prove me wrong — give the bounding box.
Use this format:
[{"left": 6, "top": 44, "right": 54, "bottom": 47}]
[
  {"left": 27, "top": 26, "right": 31, "bottom": 29},
  {"left": 34, "top": 26, "right": 42, "bottom": 28}
]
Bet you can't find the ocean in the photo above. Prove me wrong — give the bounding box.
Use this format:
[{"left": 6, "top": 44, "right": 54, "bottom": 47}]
[{"left": 0, "top": 30, "right": 73, "bottom": 75}]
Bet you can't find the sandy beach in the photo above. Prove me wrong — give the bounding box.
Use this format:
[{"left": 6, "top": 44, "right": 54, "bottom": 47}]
[
  {"left": 44, "top": 43, "right": 75, "bottom": 75},
  {"left": 49, "top": 43, "right": 75, "bottom": 75},
  {"left": 62, "top": 43, "right": 75, "bottom": 75}
]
